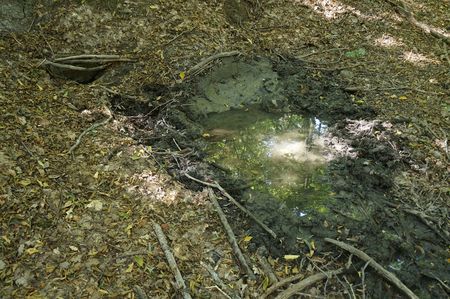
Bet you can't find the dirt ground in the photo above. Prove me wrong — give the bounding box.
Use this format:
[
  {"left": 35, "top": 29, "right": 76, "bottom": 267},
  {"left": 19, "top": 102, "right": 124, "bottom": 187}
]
[{"left": 0, "top": 0, "right": 449, "bottom": 298}]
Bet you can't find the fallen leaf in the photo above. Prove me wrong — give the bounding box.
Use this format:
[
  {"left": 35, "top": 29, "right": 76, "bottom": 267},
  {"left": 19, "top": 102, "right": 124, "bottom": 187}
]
[
  {"left": 26, "top": 247, "right": 40, "bottom": 255},
  {"left": 284, "top": 255, "right": 300, "bottom": 261},
  {"left": 19, "top": 179, "right": 32, "bottom": 186},
  {"left": 125, "top": 262, "right": 134, "bottom": 273},
  {"left": 134, "top": 256, "right": 144, "bottom": 267},
  {"left": 243, "top": 235, "right": 253, "bottom": 242}
]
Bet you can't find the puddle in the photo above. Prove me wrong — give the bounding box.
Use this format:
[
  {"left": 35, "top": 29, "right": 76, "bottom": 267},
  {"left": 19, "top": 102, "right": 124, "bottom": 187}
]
[
  {"left": 129, "top": 56, "right": 448, "bottom": 298},
  {"left": 201, "top": 106, "right": 333, "bottom": 214}
]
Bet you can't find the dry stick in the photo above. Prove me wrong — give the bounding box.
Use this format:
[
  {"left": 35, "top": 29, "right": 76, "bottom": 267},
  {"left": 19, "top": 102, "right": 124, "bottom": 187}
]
[
  {"left": 201, "top": 261, "right": 239, "bottom": 299},
  {"left": 43, "top": 60, "right": 108, "bottom": 72},
  {"left": 187, "top": 50, "right": 241, "bottom": 75},
  {"left": 256, "top": 247, "right": 278, "bottom": 285},
  {"left": 163, "top": 28, "right": 195, "bottom": 46},
  {"left": 185, "top": 173, "right": 277, "bottom": 238},
  {"left": 208, "top": 188, "right": 256, "bottom": 280},
  {"left": 69, "top": 115, "right": 113, "bottom": 154},
  {"left": 344, "top": 85, "right": 446, "bottom": 95},
  {"left": 133, "top": 285, "right": 149, "bottom": 299},
  {"left": 261, "top": 273, "right": 305, "bottom": 299},
  {"left": 54, "top": 54, "right": 122, "bottom": 62},
  {"left": 273, "top": 268, "right": 345, "bottom": 299},
  {"left": 383, "top": 0, "right": 450, "bottom": 44},
  {"left": 297, "top": 47, "right": 348, "bottom": 59},
  {"left": 384, "top": 201, "right": 449, "bottom": 243},
  {"left": 403, "top": 208, "right": 449, "bottom": 242},
  {"left": 305, "top": 62, "right": 366, "bottom": 71},
  {"left": 205, "top": 286, "right": 233, "bottom": 299},
  {"left": 153, "top": 222, "right": 192, "bottom": 299},
  {"left": 324, "top": 238, "right": 419, "bottom": 299},
  {"left": 58, "top": 58, "right": 135, "bottom": 64}
]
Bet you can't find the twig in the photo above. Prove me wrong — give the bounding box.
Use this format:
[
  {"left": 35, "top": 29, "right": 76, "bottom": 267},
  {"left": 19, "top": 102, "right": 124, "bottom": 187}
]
[
  {"left": 384, "top": 201, "right": 449, "bottom": 243},
  {"left": 361, "top": 260, "right": 370, "bottom": 299},
  {"left": 153, "top": 222, "right": 192, "bottom": 299},
  {"left": 208, "top": 188, "right": 256, "bottom": 280},
  {"left": 10, "top": 33, "right": 25, "bottom": 47},
  {"left": 403, "top": 208, "right": 449, "bottom": 243},
  {"left": 59, "top": 58, "right": 135, "bottom": 64},
  {"left": 97, "top": 86, "right": 138, "bottom": 100},
  {"left": 204, "top": 286, "right": 233, "bottom": 299},
  {"left": 54, "top": 54, "right": 125, "bottom": 62},
  {"left": 273, "top": 268, "right": 345, "bottom": 299},
  {"left": 324, "top": 238, "right": 419, "bottom": 299},
  {"left": 163, "top": 28, "right": 195, "bottom": 46},
  {"left": 201, "top": 261, "right": 239, "bottom": 299},
  {"left": 187, "top": 51, "right": 241, "bottom": 76},
  {"left": 344, "top": 85, "right": 446, "bottom": 95},
  {"left": 305, "top": 62, "right": 367, "bottom": 71},
  {"left": 422, "top": 272, "right": 450, "bottom": 293},
  {"left": 19, "top": 140, "right": 34, "bottom": 157},
  {"left": 69, "top": 114, "right": 113, "bottom": 154},
  {"left": 343, "top": 275, "right": 356, "bottom": 299},
  {"left": 261, "top": 273, "right": 305, "bottom": 299},
  {"left": 38, "top": 25, "right": 54, "bottom": 56},
  {"left": 382, "top": 0, "right": 450, "bottom": 44},
  {"left": 43, "top": 60, "right": 108, "bottom": 72},
  {"left": 297, "top": 47, "right": 348, "bottom": 59},
  {"left": 256, "top": 247, "right": 278, "bottom": 285},
  {"left": 133, "top": 285, "right": 149, "bottom": 299},
  {"left": 119, "top": 250, "right": 149, "bottom": 258},
  {"left": 185, "top": 173, "right": 277, "bottom": 238}
]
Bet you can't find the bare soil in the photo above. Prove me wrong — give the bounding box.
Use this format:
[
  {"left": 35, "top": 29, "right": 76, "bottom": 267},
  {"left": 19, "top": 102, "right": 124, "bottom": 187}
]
[{"left": 1, "top": 0, "right": 448, "bottom": 298}]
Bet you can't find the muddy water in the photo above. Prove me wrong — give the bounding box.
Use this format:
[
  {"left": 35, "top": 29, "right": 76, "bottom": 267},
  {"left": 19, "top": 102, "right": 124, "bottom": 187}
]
[{"left": 201, "top": 106, "right": 333, "bottom": 214}]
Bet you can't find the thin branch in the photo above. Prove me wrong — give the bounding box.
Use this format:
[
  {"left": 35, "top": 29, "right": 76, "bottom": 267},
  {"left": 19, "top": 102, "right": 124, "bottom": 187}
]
[
  {"left": 43, "top": 60, "right": 108, "bottom": 72},
  {"left": 54, "top": 54, "right": 124, "bottom": 62},
  {"left": 208, "top": 188, "right": 256, "bottom": 280},
  {"left": 133, "top": 285, "right": 149, "bottom": 299},
  {"left": 297, "top": 47, "right": 348, "bottom": 59},
  {"left": 201, "top": 261, "right": 239, "bottom": 299},
  {"left": 163, "top": 28, "right": 196, "bottom": 46},
  {"left": 185, "top": 173, "right": 277, "bottom": 238},
  {"left": 324, "top": 238, "right": 419, "bottom": 299},
  {"left": 344, "top": 85, "right": 446, "bottom": 95},
  {"left": 256, "top": 247, "right": 279, "bottom": 285},
  {"left": 261, "top": 273, "right": 305, "bottom": 299},
  {"left": 69, "top": 114, "right": 113, "bottom": 154},
  {"left": 187, "top": 51, "right": 241, "bottom": 75},
  {"left": 384, "top": 201, "right": 449, "bottom": 243},
  {"left": 382, "top": 0, "right": 450, "bottom": 44},
  {"left": 273, "top": 268, "right": 345, "bottom": 299},
  {"left": 305, "top": 62, "right": 367, "bottom": 71},
  {"left": 58, "top": 58, "right": 135, "bottom": 64},
  {"left": 153, "top": 222, "right": 192, "bottom": 299}
]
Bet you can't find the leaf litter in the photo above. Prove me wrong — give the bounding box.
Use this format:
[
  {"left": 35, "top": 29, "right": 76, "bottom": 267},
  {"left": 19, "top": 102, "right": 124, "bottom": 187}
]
[{"left": 0, "top": 0, "right": 449, "bottom": 298}]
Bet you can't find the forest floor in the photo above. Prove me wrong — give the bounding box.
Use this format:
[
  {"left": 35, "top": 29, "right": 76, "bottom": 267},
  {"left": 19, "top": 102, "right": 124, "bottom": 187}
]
[{"left": 0, "top": 0, "right": 449, "bottom": 298}]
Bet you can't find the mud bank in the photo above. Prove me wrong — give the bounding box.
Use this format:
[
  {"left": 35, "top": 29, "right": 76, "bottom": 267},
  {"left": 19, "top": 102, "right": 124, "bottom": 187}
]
[{"left": 113, "top": 56, "right": 448, "bottom": 299}]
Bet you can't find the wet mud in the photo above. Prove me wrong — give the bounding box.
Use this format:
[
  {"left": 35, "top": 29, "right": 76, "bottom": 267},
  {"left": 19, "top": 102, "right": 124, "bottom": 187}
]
[{"left": 111, "top": 56, "right": 448, "bottom": 299}]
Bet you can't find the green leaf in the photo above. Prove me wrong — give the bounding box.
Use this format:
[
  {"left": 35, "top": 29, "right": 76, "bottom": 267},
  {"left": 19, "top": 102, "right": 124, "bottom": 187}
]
[
  {"left": 134, "top": 256, "right": 144, "bottom": 267},
  {"left": 345, "top": 48, "right": 366, "bottom": 58}
]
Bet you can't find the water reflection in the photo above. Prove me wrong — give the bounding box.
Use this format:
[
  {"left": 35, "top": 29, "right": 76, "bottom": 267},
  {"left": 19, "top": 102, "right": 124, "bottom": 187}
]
[{"left": 202, "top": 108, "right": 332, "bottom": 211}]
